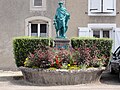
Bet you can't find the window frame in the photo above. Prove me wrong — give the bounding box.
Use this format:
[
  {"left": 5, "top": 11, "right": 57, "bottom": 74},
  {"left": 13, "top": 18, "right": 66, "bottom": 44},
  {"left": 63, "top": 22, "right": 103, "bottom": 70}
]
[
  {"left": 25, "top": 16, "right": 52, "bottom": 37},
  {"left": 92, "top": 29, "right": 111, "bottom": 38},
  {"left": 93, "top": 30, "right": 100, "bottom": 38},
  {"left": 88, "top": 0, "right": 116, "bottom": 16},
  {"left": 29, "top": 23, "right": 48, "bottom": 37},
  {"left": 88, "top": 23, "right": 116, "bottom": 38},
  {"left": 33, "top": 0, "right": 42, "bottom": 7},
  {"left": 30, "top": 0, "right": 46, "bottom": 11},
  {"left": 31, "top": 24, "right": 38, "bottom": 36}
]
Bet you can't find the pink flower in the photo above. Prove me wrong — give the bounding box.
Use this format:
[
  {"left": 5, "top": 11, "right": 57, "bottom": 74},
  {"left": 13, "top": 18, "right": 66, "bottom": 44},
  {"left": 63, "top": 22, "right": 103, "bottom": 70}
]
[{"left": 30, "top": 53, "right": 34, "bottom": 58}]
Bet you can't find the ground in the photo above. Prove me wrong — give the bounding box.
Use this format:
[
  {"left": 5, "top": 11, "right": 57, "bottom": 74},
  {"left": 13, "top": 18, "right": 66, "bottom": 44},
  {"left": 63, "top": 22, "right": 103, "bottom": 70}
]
[{"left": 0, "top": 70, "right": 120, "bottom": 90}]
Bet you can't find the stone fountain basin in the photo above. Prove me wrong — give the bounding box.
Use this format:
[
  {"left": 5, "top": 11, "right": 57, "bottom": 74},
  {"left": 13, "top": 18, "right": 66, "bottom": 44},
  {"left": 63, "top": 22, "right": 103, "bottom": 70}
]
[{"left": 19, "top": 67, "right": 105, "bottom": 85}]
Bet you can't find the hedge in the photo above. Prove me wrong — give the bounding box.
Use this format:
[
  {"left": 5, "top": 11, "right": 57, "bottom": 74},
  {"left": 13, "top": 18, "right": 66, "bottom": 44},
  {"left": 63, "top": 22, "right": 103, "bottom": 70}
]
[
  {"left": 71, "top": 37, "right": 113, "bottom": 66},
  {"left": 13, "top": 36, "right": 53, "bottom": 67}
]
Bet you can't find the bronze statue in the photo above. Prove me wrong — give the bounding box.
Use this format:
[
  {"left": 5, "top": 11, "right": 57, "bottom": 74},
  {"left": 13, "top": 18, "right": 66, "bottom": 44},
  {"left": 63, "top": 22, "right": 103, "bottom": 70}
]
[{"left": 54, "top": 1, "right": 70, "bottom": 38}]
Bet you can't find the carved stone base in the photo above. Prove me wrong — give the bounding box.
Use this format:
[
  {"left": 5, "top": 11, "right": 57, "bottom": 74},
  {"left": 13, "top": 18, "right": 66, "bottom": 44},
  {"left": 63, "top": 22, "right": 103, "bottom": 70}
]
[
  {"left": 19, "top": 67, "right": 105, "bottom": 85},
  {"left": 54, "top": 38, "right": 70, "bottom": 49}
]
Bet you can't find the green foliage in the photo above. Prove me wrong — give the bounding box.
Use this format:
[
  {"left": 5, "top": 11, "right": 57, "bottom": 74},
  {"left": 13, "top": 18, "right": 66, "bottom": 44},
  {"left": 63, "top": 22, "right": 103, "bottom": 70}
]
[
  {"left": 24, "top": 47, "right": 72, "bottom": 69},
  {"left": 13, "top": 36, "right": 53, "bottom": 67},
  {"left": 24, "top": 46, "right": 55, "bottom": 68},
  {"left": 68, "top": 65, "right": 80, "bottom": 70},
  {"left": 23, "top": 45, "right": 106, "bottom": 69},
  {"left": 48, "top": 67, "right": 57, "bottom": 70},
  {"left": 13, "top": 36, "right": 113, "bottom": 69},
  {"left": 71, "top": 37, "right": 113, "bottom": 66}
]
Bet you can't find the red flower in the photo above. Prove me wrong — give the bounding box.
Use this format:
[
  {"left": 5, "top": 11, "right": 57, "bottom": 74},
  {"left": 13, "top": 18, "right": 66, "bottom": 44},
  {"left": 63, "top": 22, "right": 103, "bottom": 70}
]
[
  {"left": 56, "top": 59, "right": 59, "bottom": 64},
  {"left": 55, "top": 55, "right": 58, "bottom": 58}
]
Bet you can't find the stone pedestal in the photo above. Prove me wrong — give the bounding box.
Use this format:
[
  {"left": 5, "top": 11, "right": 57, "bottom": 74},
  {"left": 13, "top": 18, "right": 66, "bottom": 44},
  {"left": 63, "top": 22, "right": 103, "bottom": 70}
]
[{"left": 54, "top": 38, "right": 70, "bottom": 49}]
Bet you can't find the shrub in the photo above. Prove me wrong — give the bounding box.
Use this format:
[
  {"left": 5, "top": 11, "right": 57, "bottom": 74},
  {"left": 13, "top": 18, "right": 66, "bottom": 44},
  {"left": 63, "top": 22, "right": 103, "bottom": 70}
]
[
  {"left": 13, "top": 36, "right": 53, "bottom": 67},
  {"left": 24, "top": 45, "right": 107, "bottom": 69},
  {"left": 24, "top": 47, "right": 71, "bottom": 69},
  {"left": 71, "top": 37, "right": 113, "bottom": 66},
  {"left": 24, "top": 46, "right": 55, "bottom": 68}
]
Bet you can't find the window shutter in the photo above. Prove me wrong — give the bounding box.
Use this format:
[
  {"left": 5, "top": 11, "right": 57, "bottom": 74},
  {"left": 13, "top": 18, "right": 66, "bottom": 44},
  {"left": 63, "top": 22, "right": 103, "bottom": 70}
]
[
  {"left": 78, "top": 27, "right": 91, "bottom": 37},
  {"left": 89, "top": 0, "right": 101, "bottom": 13},
  {"left": 115, "top": 28, "right": 120, "bottom": 51},
  {"left": 103, "top": 0, "right": 114, "bottom": 12}
]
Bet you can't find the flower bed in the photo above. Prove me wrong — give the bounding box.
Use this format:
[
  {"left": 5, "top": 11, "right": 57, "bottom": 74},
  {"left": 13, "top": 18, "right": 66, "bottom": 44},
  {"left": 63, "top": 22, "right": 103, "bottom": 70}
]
[
  {"left": 20, "top": 67, "right": 105, "bottom": 85},
  {"left": 13, "top": 37, "right": 112, "bottom": 85}
]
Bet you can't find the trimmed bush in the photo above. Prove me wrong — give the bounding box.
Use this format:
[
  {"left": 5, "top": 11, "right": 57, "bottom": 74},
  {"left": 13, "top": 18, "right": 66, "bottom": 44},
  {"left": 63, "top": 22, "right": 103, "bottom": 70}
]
[
  {"left": 71, "top": 37, "right": 113, "bottom": 66},
  {"left": 13, "top": 36, "right": 53, "bottom": 67}
]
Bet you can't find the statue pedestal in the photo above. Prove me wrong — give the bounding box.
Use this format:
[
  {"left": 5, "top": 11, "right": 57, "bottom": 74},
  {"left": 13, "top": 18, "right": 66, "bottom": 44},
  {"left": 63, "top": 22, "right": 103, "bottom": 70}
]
[{"left": 54, "top": 38, "right": 70, "bottom": 49}]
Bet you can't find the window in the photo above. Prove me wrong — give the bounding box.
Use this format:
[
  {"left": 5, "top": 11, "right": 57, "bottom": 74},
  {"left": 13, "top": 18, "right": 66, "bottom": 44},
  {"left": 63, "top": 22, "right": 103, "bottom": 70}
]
[
  {"left": 40, "top": 24, "right": 47, "bottom": 37},
  {"left": 93, "top": 31, "right": 100, "bottom": 38},
  {"left": 29, "top": 23, "right": 47, "bottom": 37},
  {"left": 34, "top": 0, "right": 42, "bottom": 7},
  {"left": 92, "top": 29, "right": 111, "bottom": 38},
  {"left": 30, "top": 0, "right": 46, "bottom": 11},
  {"left": 88, "top": 0, "right": 116, "bottom": 16},
  {"left": 31, "top": 24, "right": 38, "bottom": 36},
  {"left": 25, "top": 16, "right": 52, "bottom": 37},
  {"left": 103, "top": 31, "right": 110, "bottom": 38}
]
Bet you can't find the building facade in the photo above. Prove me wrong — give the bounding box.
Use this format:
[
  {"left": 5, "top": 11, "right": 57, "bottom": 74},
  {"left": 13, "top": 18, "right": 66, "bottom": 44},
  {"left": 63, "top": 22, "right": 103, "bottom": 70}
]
[
  {"left": 0, "top": 0, "right": 120, "bottom": 70},
  {"left": 0, "top": 0, "right": 59, "bottom": 70},
  {"left": 66, "top": 0, "right": 120, "bottom": 52}
]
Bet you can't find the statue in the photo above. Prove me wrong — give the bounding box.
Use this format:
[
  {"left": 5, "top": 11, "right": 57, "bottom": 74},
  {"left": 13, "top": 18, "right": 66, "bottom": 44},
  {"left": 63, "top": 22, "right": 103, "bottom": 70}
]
[{"left": 54, "top": 1, "right": 70, "bottom": 38}]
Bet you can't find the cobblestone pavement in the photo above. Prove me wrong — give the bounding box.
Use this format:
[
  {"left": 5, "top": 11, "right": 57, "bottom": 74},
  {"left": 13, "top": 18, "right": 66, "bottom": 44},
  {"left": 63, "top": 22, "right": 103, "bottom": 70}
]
[{"left": 0, "top": 70, "right": 120, "bottom": 90}]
